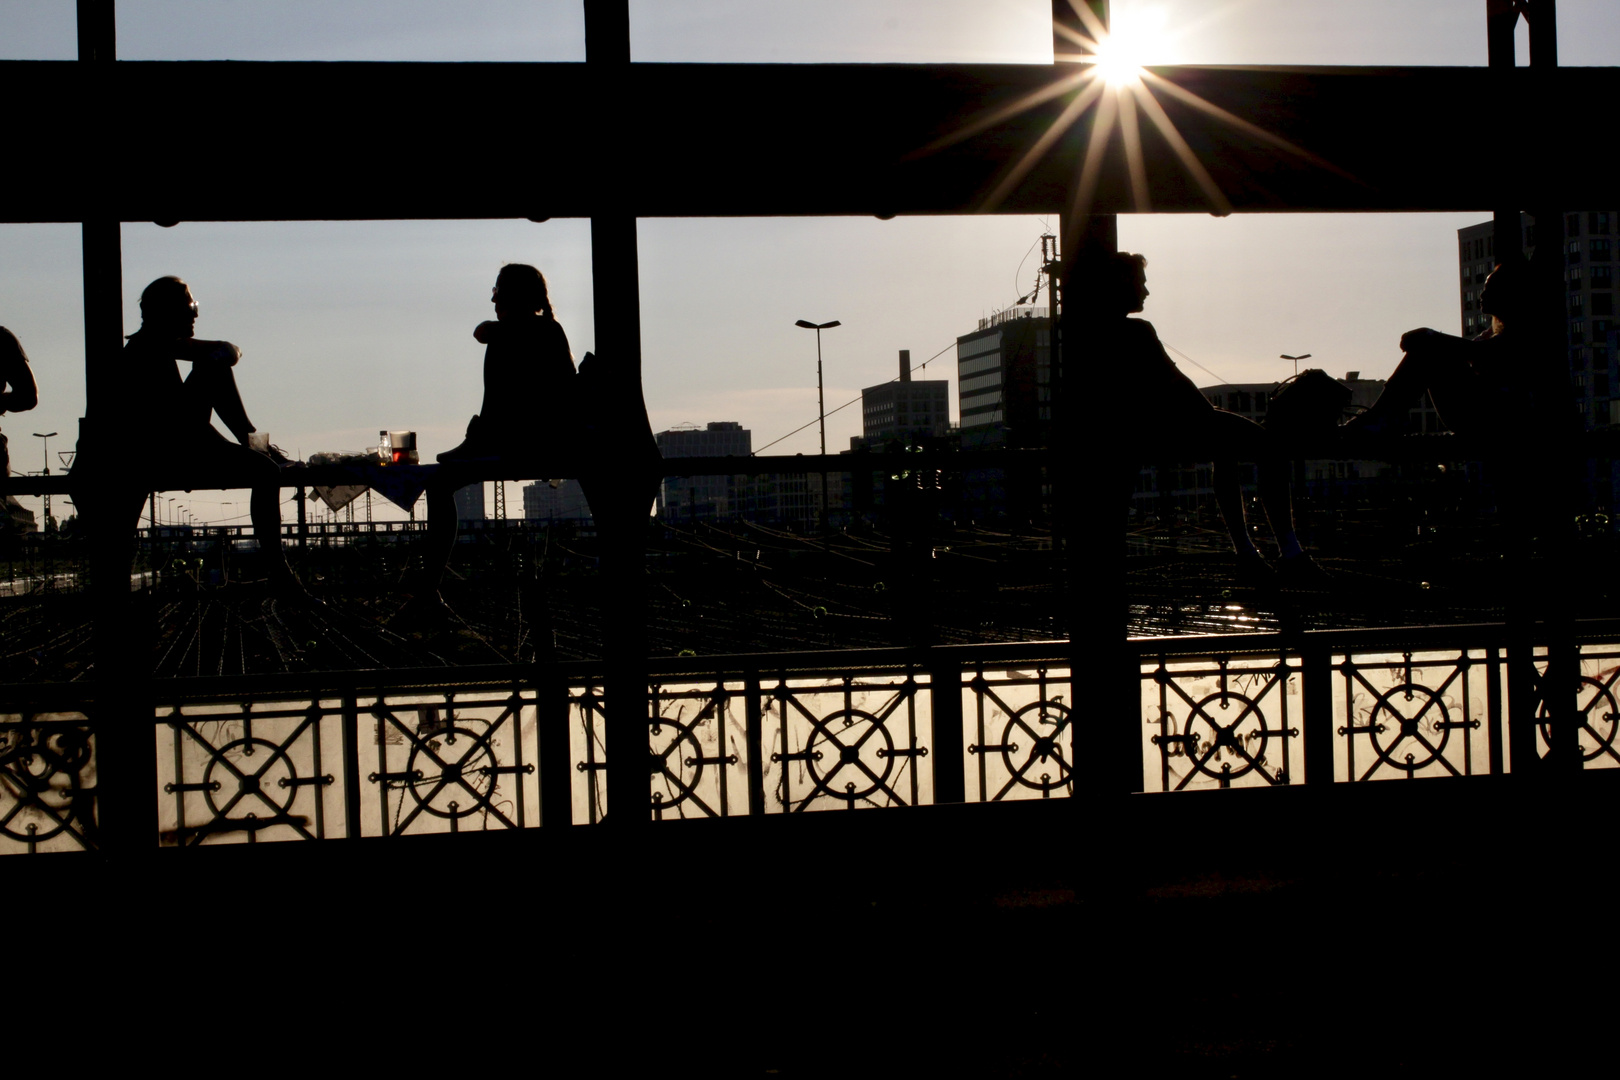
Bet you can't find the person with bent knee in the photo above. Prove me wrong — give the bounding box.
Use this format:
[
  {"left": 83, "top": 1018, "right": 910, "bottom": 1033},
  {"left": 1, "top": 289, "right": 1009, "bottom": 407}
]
[
  {"left": 1084, "top": 251, "right": 1318, "bottom": 582},
  {"left": 82, "top": 276, "right": 301, "bottom": 590},
  {"left": 403, "top": 263, "right": 578, "bottom": 620}
]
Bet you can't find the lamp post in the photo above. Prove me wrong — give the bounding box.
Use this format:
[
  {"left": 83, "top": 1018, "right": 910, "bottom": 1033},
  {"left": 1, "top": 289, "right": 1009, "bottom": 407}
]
[
  {"left": 32, "top": 432, "right": 57, "bottom": 532},
  {"left": 794, "top": 319, "right": 841, "bottom": 456},
  {"left": 795, "top": 319, "right": 840, "bottom": 536},
  {"left": 1281, "top": 353, "right": 1312, "bottom": 378}
]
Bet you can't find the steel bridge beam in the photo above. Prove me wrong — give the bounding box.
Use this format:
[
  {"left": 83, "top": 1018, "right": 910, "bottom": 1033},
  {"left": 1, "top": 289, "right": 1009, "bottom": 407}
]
[{"left": 4, "top": 61, "right": 1615, "bottom": 222}]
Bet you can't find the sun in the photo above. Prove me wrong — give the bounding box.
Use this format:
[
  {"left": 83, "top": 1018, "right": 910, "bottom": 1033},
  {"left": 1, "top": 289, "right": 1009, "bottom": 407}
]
[
  {"left": 1067, "top": 2, "right": 1173, "bottom": 85},
  {"left": 918, "top": 0, "right": 1347, "bottom": 220},
  {"left": 1090, "top": 32, "right": 1148, "bottom": 87}
]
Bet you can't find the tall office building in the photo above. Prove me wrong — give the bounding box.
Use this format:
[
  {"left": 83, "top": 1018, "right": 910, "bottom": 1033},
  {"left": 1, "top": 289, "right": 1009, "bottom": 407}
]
[
  {"left": 655, "top": 421, "right": 843, "bottom": 530},
  {"left": 452, "top": 482, "right": 485, "bottom": 523},
  {"left": 952, "top": 305, "right": 1052, "bottom": 522},
  {"left": 656, "top": 421, "right": 750, "bottom": 522},
  {"left": 861, "top": 350, "right": 950, "bottom": 442},
  {"left": 522, "top": 478, "right": 592, "bottom": 523},
  {"left": 954, "top": 305, "right": 1051, "bottom": 448}
]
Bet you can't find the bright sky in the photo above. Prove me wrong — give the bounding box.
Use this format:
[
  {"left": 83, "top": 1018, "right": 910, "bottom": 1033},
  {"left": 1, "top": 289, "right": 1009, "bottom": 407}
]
[{"left": 2, "top": 0, "right": 1617, "bottom": 526}]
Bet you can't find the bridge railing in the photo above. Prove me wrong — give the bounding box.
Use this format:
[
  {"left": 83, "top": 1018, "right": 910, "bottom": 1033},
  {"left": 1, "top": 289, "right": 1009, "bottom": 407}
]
[{"left": 6, "top": 621, "right": 1616, "bottom": 855}]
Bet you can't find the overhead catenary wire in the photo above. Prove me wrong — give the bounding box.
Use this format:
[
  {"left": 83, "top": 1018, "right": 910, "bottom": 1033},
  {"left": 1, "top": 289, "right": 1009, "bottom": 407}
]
[
  {"left": 756, "top": 226, "right": 1240, "bottom": 453},
  {"left": 757, "top": 224, "right": 1058, "bottom": 456}
]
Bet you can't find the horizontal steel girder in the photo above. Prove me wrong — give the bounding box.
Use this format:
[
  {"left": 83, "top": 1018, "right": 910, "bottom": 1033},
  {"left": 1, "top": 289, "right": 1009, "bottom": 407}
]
[{"left": 4, "top": 60, "right": 1613, "bottom": 222}]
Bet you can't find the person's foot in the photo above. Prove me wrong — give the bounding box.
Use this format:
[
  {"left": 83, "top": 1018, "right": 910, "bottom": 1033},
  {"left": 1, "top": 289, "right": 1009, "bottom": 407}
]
[{"left": 264, "top": 443, "right": 296, "bottom": 466}]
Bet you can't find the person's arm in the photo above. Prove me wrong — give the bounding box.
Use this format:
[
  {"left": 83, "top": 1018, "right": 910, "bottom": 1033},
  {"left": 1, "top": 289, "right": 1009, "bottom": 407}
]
[
  {"left": 473, "top": 320, "right": 500, "bottom": 345},
  {"left": 0, "top": 327, "right": 39, "bottom": 415},
  {"left": 172, "top": 337, "right": 242, "bottom": 366}
]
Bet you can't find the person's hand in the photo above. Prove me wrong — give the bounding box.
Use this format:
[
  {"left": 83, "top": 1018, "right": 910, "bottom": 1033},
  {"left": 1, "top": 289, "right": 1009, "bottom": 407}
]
[
  {"left": 473, "top": 320, "right": 497, "bottom": 344},
  {"left": 1399, "top": 327, "right": 1439, "bottom": 352}
]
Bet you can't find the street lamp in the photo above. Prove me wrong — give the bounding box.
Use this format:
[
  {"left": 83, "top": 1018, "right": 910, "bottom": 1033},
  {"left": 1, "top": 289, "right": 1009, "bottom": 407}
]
[
  {"left": 795, "top": 319, "right": 841, "bottom": 456},
  {"left": 166, "top": 497, "right": 175, "bottom": 526},
  {"left": 1281, "top": 353, "right": 1312, "bottom": 378}
]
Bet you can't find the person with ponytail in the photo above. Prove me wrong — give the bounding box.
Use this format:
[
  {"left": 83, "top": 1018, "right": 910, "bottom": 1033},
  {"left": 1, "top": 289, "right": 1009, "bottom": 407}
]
[{"left": 404, "top": 263, "right": 578, "bottom": 621}]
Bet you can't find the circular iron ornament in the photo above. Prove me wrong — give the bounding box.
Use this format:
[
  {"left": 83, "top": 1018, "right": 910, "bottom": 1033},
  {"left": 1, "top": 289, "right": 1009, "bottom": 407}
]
[
  {"left": 401, "top": 724, "right": 502, "bottom": 821},
  {"left": 802, "top": 708, "right": 896, "bottom": 803},
  {"left": 1538, "top": 676, "right": 1619, "bottom": 762},
  {"left": 1366, "top": 683, "right": 1453, "bottom": 771},
  {"left": 649, "top": 713, "right": 716, "bottom": 812},
  {"left": 997, "top": 700, "right": 1073, "bottom": 794},
  {"left": 0, "top": 724, "right": 93, "bottom": 844},
  {"left": 202, "top": 737, "right": 299, "bottom": 821},
  {"left": 1182, "top": 692, "right": 1273, "bottom": 782}
]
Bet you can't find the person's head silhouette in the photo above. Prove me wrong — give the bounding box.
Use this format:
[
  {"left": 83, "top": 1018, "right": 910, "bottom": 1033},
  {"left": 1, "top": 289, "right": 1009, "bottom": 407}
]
[
  {"left": 492, "top": 263, "right": 552, "bottom": 321},
  {"left": 1075, "top": 251, "right": 1149, "bottom": 317},
  {"left": 139, "top": 276, "right": 198, "bottom": 338}
]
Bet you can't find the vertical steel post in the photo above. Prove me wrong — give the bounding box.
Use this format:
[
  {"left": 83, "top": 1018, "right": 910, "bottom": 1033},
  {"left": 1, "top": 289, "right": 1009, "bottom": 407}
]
[
  {"left": 539, "top": 662, "right": 575, "bottom": 827},
  {"left": 1301, "top": 646, "right": 1333, "bottom": 785},
  {"left": 1054, "top": 2, "right": 1134, "bottom": 797},
  {"left": 585, "top": 0, "right": 651, "bottom": 832},
  {"left": 1524, "top": 3, "right": 1576, "bottom": 775},
  {"left": 744, "top": 670, "right": 766, "bottom": 815},
  {"left": 78, "top": 0, "right": 155, "bottom": 859},
  {"left": 928, "top": 655, "right": 965, "bottom": 804}
]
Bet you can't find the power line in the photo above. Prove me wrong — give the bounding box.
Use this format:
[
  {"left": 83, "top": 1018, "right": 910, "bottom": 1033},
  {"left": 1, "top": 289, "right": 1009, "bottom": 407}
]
[
  {"left": 752, "top": 338, "right": 958, "bottom": 456},
  {"left": 1160, "top": 341, "right": 1231, "bottom": 386}
]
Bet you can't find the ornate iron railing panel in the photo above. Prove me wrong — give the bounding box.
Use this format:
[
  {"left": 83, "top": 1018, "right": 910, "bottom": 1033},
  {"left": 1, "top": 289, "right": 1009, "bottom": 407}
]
[
  {"left": 765, "top": 672, "right": 932, "bottom": 812},
  {"left": 648, "top": 680, "right": 750, "bottom": 820},
  {"left": 0, "top": 710, "right": 97, "bottom": 855},
  {"left": 567, "top": 679, "right": 753, "bottom": 824},
  {"left": 14, "top": 622, "right": 1620, "bottom": 858},
  {"left": 358, "top": 687, "right": 539, "bottom": 837},
  {"left": 158, "top": 698, "right": 344, "bottom": 846},
  {"left": 1332, "top": 649, "right": 1497, "bottom": 782},
  {"left": 1141, "top": 651, "right": 1301, "bottom": 792},
  {"left": 963, "top": 665, "right": 1073, "bottom": 802},
  {"left": 1533, "top": 642, "right": 1620, "bottom": 769}
]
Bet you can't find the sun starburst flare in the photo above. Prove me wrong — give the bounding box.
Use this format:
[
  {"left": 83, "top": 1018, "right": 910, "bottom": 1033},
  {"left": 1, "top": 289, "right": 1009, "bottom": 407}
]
[{"left": 920, "top": 1, "right": 1355, "bottom": 221}]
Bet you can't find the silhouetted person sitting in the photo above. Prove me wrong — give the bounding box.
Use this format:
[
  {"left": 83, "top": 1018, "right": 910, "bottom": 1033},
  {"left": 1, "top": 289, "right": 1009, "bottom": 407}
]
[
  {"left": 1347, "top": 256, "right": 1570, "bottom": 439},
  {"left": 1345, "top": 255, "right": 1576, "bottom": 537},
  {"left": 1086, "top": 252, "right": 1316, "bottom": 580},
  {"left": 1, "top": 326, "right": 40, "bottom": 532},
  {"left": 404, "top": 263, "right": 578, "bottom": 620},
  {"left": 85, "top": 276, "right": 300, "bottom": 589}
]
